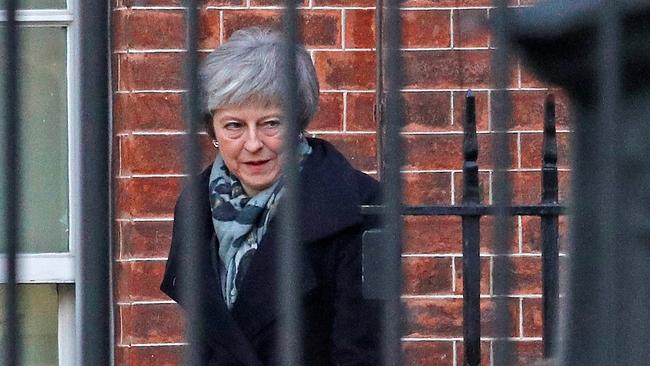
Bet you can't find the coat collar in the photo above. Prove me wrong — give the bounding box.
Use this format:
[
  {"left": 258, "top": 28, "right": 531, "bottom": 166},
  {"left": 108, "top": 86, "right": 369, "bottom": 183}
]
[{"left": 170, "top": 137, "right": 366, "bottom": 365}]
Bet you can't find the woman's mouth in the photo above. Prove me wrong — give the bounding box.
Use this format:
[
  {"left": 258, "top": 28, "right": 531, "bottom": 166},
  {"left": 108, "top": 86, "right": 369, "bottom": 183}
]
[{"left": 245, "top": 160, "right": 269, "bottom": 166}]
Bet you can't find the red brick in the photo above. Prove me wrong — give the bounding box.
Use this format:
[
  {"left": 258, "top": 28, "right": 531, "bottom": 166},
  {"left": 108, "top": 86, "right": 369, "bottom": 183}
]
[
  {"left": 511, "top": 171, "right": 543, "bottom": 205},
  {"left": 473, "top": 133, "right": 519, "bottom": 170},
  {"left": 116, "top": 177, "right": 183, "bottom": 219},
  {"left": 402, "top": 10, "right": 451, "bottom": 48},
  {"left": 345, "top": 10, "right": 374, "bottom": 49},
  {"left": 404, "top": 298, "right": 518, "bottom": 338},
  {"left": 402, "top": 172, "right": 451, "bottom": 205},
  {"left": 453, "top": 9, "right": 489, "bottom": 48},
  {"left": 200, "top": 9, "right": 221, "bottom": 50},
  {"left": 314, "top": 51, "right": 375, "bottom": 90},
  {"left": 309, "top": 92, "right": 344, "bottom": 131},
  {"left": 403, "top": 135, "right": 464, "bottom": 171},
  {"left": 403, "top": 216, "right": 462, "bottom": 254},
  {"left": 313, "top": 0, "right": 374, "bottom": 6},
  {"left": 126, "top": 10, "right": 185, "bottom": 50},
  {"left": 455, "top": 340, "right": 492, "bottom": 366},
  {"left": 124, "top": 0, "right": 244, "bottom": 6},
  {"left": 403, "top": 50, "right": 491, "bottom": 89},
  {"left": 118, "top": 345, "right": 183, "bottom": 366},
  {"left": 519, "top": 132, "right": 571, "bottom": 170},
  {"left": 223, "top": 10, "right": 341, "bottom": 49},
  {"left": 113, "top": 93, "right": 185, "bottom": 133},
  {"left": 123, "top": 0, "right": 183, "bottom": 5},
  {"left": 112, "top": 53, "right": 121, "bottom": 91},
  {"left": 115, "top": 347, "right": 127, "bottom": 366},
  {"left": 119, "top": 220, "right": 174, "bottom": 259},
  {"left": 113, "top": 10, "right": 128, "bottom": 52},
  {"left": 115, "top": 261, "right": 168, "bottom": 302},
  {"left": 347, "top": 10, "right": 452, "bottom": 49},
  {"left": 249, "top": 0, "right": 307, "bottom": 6},
  {"left": 120, "top": 304, "right": 185, "bottom": 344},
  {"left": 493, "top": 256, "right": 542, "bottom": 295},
  {"left": 403, "top": 92, "right": 452, "bottom": 132},
  {"left": 453, "top": 256, "right": 491, "bottom": 295},
  {"left": 403, "top": 341, "right": 454, "bottom": 366},
  {"left": 477, "top": 216, "right": 520, "bottom": 254},
  {"left": 120, "top": 134, "right": 214, "bottom": 175},
  {"left": 479, "top": 298, "right": 520, "bottom": 337},
  {"left": 318, "top": 133, "right": 377, "bottom": 171},
  {"left": 404, "top": 298, "right": 463, "bottom": 337},
  {"left": 452, "top": 90, "right": 489, "bottom": 132},
  {"left": 522, "top": 297, "right": 542, "bottom": 337},
  {"left": 403, "top": 257, "right": 453, "bottom": 295},
  {"left": 511, "top": 170, "right": 571, "bottom": 206},
  {"left": 405, "top": 133, "right": 517, "bottom": 171},
  {"left": 558, "top": 171, "right": 571, "bottom": 203},
  {"left": 346, "top": 92, "right": 375, "bottom": 131},
  {"left": 402, "top": 0, "right": 491, "bottom": 7},
  {"left": 119, "top": 53, "right": 184, "bottom": 91},
  {"left": 510, "top": 90, "right": 570, "bottom": 131},
  {"left": 521, "top": 215, "right": 570, "bottom": 254},
  {"left": 493, "top": 340, "right": 544, "bottom": 365}
]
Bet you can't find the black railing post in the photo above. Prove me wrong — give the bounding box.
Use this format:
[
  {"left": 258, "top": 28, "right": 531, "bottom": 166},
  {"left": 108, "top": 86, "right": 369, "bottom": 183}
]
[
  {"left": 78, "top": 1, "right": 111, "bottom": 364},
  {"left": 179, "top": 0, "right": 206, "bottom": 365},
  {"left": 541, "top": 94, "right": 559, "bottom": 358},
  {"left": 3, "top": 1, "right": 21, "bottom": 365},
  {"left": 490, "top": 0, "right": 514, "bottom": 364},
  {"left": 381, "top": 0, "right": 405, "bottom": 364},
  {"left": 462, "top": 91, "right": 481, "bottom": 366},
  {"left": 278, "top": 0, "right": 303, "bottom": 364}
]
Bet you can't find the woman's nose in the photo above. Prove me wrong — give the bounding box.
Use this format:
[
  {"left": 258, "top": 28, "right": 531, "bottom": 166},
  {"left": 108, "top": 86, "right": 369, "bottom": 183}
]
[{"left": 243, "top": 128, "right": 263, "bottom": 152}]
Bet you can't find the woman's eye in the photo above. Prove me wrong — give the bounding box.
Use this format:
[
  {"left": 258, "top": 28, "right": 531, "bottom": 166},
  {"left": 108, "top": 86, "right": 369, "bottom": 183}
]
[
  {"left": 224, "top": 121, "right": 242, "bottom": 130},
  {"left": 264, "top": 119, "right": 281, "bottom": 128}
]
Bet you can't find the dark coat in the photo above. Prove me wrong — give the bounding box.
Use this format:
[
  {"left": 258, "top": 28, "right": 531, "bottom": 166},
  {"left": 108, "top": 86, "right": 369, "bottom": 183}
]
[{"left": 160, "top": 138, "right": 382, "bottom": 366}]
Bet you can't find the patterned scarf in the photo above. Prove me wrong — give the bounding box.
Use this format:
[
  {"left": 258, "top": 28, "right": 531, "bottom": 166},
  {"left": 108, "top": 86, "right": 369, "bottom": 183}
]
[{"left": 209, "top": 139, "right": 312, "bottom": 309}]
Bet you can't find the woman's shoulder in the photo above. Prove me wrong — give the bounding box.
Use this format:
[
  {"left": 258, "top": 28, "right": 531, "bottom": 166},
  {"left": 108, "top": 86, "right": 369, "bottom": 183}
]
[{"left": 305, "top": 137, "right": 380, "bottom": 204}]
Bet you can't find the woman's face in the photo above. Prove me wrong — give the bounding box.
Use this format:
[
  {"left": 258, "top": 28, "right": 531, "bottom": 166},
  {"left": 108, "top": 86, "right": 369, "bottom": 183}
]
[{"left": 212, "top": 104, "right": 285, "bottom": 196}]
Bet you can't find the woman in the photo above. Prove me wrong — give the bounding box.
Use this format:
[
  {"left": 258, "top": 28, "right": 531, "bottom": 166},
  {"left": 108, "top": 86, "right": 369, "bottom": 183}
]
[{"left": 160, "top": 27, "right": 382, "bottom": 365}]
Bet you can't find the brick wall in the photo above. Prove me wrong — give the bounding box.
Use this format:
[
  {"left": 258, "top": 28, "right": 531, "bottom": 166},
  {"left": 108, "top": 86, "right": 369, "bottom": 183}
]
[{"left": 112, "top": 0, "right": 571, "bottom": 365}]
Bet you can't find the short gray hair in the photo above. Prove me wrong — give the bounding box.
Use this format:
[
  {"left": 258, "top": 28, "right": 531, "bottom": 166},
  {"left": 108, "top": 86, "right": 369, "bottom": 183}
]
[{"left": 200, "top": 27, "right": 320, "bottom": 137}]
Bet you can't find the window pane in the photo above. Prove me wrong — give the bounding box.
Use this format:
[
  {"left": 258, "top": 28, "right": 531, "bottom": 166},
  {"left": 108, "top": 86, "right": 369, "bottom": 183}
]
[
  {"left": 0, "top": 284, "right": 60, "bottom": 365},
  {"left": 0, "top": 26, "right": 69, "bottom": 253},
  {"left": 0, "top": 0, "right": 66, "bottom": 9}
]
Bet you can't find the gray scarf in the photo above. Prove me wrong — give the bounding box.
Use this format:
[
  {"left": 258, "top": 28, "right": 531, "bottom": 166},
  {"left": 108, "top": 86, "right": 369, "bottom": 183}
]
[{"left": 208, "top": 139, "right": 311, "bottom": 309}]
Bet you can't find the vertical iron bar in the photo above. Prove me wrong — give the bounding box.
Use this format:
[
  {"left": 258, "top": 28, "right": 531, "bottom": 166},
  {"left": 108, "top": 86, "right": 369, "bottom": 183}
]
[
  {"left": 541, "top": 94, "right": 558, "bottom": 358},
  {"left": 180, "top": 1, "right": 206, "bottom": 365},
  {"left": 563, "top": 4, "right": 621, "bottom": 365},
  {"left": 374, "top": 0, "right": 384, "bottom": 177},
  {"left": 490, "top": 1, "right": 514, "bottom": 364},
  {"left": 278, "top": 0, "right": 303, "bottom": 365},
  {"left": 381, "top": 0, "right": 404, "bottom": 364},
  {"left": 3, "top": 1, "right": 21, "bottom": 365},
  {"left": 78, "top": 1, "right": 111, "bottom": 365},
  {"left": 462, "top": 91, "right": 481, "bottom": 366}
]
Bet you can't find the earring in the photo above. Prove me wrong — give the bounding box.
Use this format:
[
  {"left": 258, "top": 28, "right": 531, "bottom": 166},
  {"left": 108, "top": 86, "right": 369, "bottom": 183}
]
[{"left": 212, "top": 140, "right": 219, "bottom": 149}]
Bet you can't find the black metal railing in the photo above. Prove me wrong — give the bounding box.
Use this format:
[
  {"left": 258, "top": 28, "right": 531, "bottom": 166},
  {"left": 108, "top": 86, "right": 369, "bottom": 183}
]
[
  {"left": 363, "top": 91, "right": 565, "bottom": 366},
  {"left": 5, "top": 0, "right": 650, "bottom": 365},
  {"left": 4, "top": 1, "right": 22, "bottom": 366}
]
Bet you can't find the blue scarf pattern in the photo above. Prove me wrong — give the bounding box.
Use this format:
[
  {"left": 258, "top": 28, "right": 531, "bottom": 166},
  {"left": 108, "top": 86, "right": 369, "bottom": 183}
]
[{"left": 209, "top": 139, "right": 312, "bottom": 309}]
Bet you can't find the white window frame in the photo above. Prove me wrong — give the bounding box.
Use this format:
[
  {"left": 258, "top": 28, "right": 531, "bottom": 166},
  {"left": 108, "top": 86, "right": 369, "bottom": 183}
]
[{"left": 0, "top": 1, "right": 80, "bottom": 365}]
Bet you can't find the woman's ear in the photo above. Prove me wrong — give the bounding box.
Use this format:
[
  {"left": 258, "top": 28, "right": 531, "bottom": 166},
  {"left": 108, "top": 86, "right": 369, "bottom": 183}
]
[{"left": 204, "top": 113, "right": 216, "bottom": 139}]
